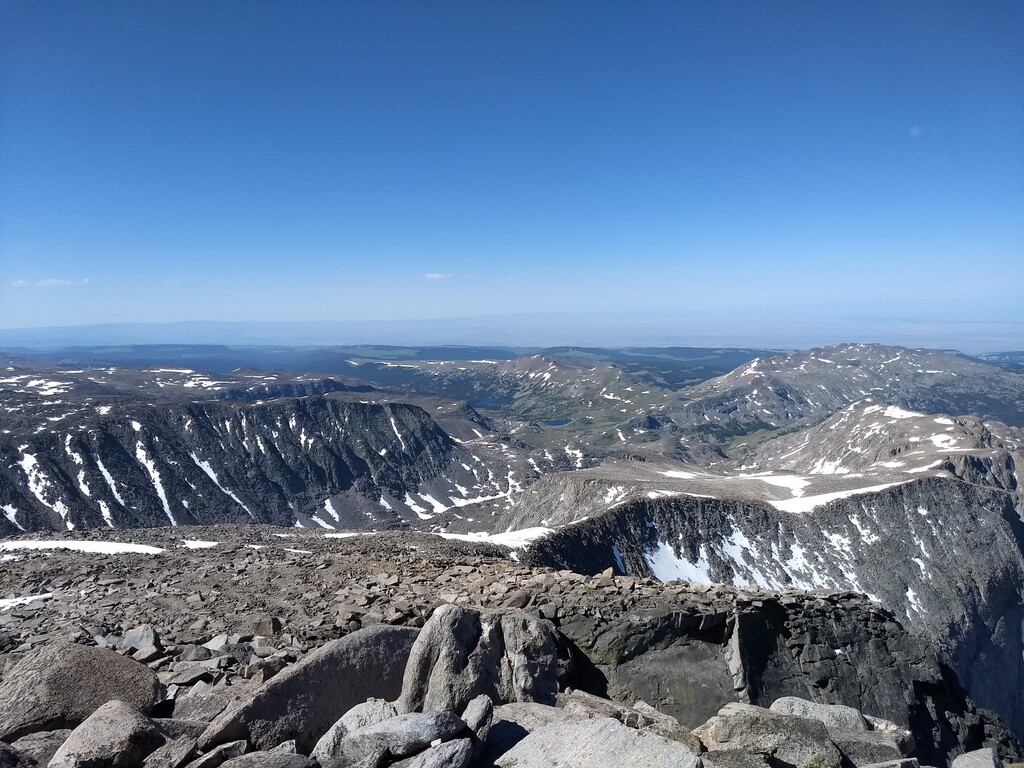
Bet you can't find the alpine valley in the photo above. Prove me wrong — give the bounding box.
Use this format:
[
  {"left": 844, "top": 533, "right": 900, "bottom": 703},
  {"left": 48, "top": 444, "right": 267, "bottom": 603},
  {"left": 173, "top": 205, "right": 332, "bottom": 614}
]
[{"left": 2, "top": 342, "right": 1023, "bottom": 767}]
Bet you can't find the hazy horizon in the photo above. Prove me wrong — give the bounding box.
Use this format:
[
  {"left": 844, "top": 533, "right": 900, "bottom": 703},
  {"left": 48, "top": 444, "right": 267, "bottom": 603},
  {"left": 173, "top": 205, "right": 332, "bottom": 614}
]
[{"left": 1, "top": 309, "right": 1021, "bottom": 354}]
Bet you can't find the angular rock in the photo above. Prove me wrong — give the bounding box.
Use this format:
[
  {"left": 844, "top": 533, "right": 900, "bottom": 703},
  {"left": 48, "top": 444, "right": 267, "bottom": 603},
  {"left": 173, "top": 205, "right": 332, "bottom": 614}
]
[
  {"left": 397, "top": 605, "right": 557, "bottom": 714},
  {"left": 864, "top": 715, "right": 916, "bottom": 756},
  {"left": 703, "top": 750, "right": 773, "bottom": 768},
  {"left": 0, "top": 643, "right": 161, "bottom": 741},
  {"left": 142, "top": 738, "right": 198, "bottom": 768},
  {"left": 694, "top": 703, "right": 843, "bottom": 768},
  {"left": 173, "top": 691, "right": 236, "bottom": 724},
  {"left": 952, "top": 749, "right": 1002, "bottom": 768},
  {"left": 494, "top": 716, "right": 700, "bottom": 767},
  {"left": 859, "top": 760, "right": 919, "bottom": 768},
  {"left": 217, "top": 754, "right": 312, "bottom": 768},
  {"left": 311, "top": 700, "right": 397, "bottom": 767},
  {"left": 390, "top": 738, "right": 473, "bottom": 768},
  {"left": 327, "top": 712, "right": 467, "bottom": 767},
  {"left": 199, "top": 625, "right": 417, "bottom": 753},
  {"left": 830, "top": 731, "right": 904, "bottom": 765},
  {"left": 769, "top": 697, "right": 868, "bottom": 732},
  {"left": 460, "top": 695, "right": 493, "bottom": 742},
  {"left": 181, "top": 741, "right": 247, "bottom": 768},
  {"left": 48, "top": 700, "right": 166, "bottom": 768},
  {"left": 10, "top": 730, "right": 71, "bottom": 767},
  {"left": 121, "top": 627, "right": 162, "bottom": 653}
]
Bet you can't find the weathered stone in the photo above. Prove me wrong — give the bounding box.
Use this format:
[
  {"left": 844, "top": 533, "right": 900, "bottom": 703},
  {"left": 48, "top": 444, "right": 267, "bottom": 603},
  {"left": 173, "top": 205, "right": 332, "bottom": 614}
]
[
  {"left": 703, "top": 750, "right": 773, "bottom": 768},
  {"left": 199, "top": 625, "right": 417, "bottom": 753},
  {"left": 180, "top": 741, "right": 247, "bottom": 768},
  {"left": 0, "top": 643, "right": 161, "bottom": 741},
  {"left": 494, "top": 716, "right": 700, "bottom": 767},
  {"left": 389, "top": 738, "right": 473, "bottom": 768},
  {"left": 769, "top": 696, "right": 868, "bottom": 732},
  {"left": 217, "top": 754, "right": 312, "bottom": 768},
  {"left": 142, "top": 737, "right": 198, "bottom": 768},
  {"left": 10, "top": 730, "right": 71, "bottom": 767},
  {"left": 694, "top": 703, "right": 843, "bottom": 768},
  {"left": 460, "top": 695, "right": 493, "bottom": 742},
  {"left": 173, "top": 691, "right": 236, "bottom": 724},
  {"left": 952, "top": 749, "right": 1002, "bottom": 768},
  {"left": 311, "top": 700, "right": 397, "bottom": 766},
  {"left": 121, "top": 627, "right": 162, "bottom": 653},
  {"left": 327, "top": 712, "right": 467, "bottom": 767},
  {"left": 0, "top": 742, "right": 31, "bottom": 768},
  {"left": 858, "top": 760, "right": 919, "bottom": 768},
  {"left": 48, "top": 700, "right": 166, "bottom": 768},
  {"left": 397, "top": 605, "right": 557, "bottom": 714},
  {"left": 830, "top": 730, "right": 904, "bottom": 765}
]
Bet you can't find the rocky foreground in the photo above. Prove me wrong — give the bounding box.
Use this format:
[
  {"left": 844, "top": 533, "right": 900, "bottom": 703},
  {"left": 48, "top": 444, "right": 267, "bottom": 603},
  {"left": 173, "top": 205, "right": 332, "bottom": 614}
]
[{"left": 0, "top": 527, "right": 1021, "bottom": 768}]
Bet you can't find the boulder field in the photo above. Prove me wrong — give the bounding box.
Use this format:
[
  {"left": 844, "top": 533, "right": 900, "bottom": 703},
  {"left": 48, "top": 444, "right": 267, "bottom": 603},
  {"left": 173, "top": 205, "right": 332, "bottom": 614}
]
[{"left": 0, "top": 528, "right": 1020, "bottom": 767}]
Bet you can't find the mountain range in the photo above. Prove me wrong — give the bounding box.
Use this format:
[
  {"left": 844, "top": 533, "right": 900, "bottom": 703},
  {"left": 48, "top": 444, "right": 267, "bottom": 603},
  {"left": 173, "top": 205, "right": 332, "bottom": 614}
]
[{"left": 2, "top": 341, "right": 1023, "bottom": 742}]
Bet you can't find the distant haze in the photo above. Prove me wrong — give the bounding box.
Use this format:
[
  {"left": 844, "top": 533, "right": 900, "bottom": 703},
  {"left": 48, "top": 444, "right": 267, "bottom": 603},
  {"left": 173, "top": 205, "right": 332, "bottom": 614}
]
[{"left": 1, "top": 308, "right": 1021, "bottom": 355}]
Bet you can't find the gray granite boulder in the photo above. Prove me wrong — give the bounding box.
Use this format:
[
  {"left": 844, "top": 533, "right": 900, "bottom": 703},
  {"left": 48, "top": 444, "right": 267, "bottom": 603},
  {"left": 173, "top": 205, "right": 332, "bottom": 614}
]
[
  {"left": 320, "top": 711, "right": 467, "bottom": 768},
  {"left": 694, "top": 703, "right": 843, "bottom": 768},
  {"left": 494, "top": 716, "right": 700, "bottom": 768},
  {"left": 390, "top": 738, "right": 473, "bottom": 768},
  {"left": 769, "top": 697, "right": 868, "bottom": 731},
  {"left": 952, "top": 749, "right": 1002, "bottom": 768},
  {"left": 397, "top": 605, "right": 558, "bottom": 715},
  {"left": 311, "top": 700, "right": 397, "bottom": 766},
  {"left": 0, "top": 643, "right": 161, "bottom": 741},
  {"left": 48, "top": 700, "right": 166, "bottom": 768},
  {"left": 199, "top": 626, "right": 417, "bottom": 753}
]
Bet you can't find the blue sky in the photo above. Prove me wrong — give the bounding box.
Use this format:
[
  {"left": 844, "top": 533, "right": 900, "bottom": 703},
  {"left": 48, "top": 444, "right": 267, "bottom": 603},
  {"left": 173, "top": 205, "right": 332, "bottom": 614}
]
[{"left": 1, "top": 2, "right": 1022, "bottom": 347}]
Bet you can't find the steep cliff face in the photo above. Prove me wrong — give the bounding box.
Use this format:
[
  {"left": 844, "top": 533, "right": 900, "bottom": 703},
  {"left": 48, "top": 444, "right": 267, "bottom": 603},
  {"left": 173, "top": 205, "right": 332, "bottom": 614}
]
[
  {"left": 558, "top": 587, "right": 1022, "bottom": 766},
  {"left": 0, "top": 395, "right": 538, "bottom": 533},
  {"left": 524, "top": 477, "right": 1024, "bottom": 738}
]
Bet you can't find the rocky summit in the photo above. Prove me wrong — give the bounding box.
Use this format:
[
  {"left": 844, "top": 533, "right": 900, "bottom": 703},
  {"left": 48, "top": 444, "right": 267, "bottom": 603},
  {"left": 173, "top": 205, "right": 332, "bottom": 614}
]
[{"left": 0, "top": 526, "right": 1020, "bottom": 768}]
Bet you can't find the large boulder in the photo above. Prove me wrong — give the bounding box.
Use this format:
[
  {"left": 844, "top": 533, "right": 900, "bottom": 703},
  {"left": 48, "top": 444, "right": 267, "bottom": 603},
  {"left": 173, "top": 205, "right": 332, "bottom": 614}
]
[
  {"left": 397, "top": 605, "right": 558, "bottom": 714},
  {"left": 952, "top": 749, "right": 1002, "bottom": 768},
  {"left": 218, "top": 754, "right": 313, "bottom": 768},
  {"left": 48, "top": 700, "right": 166, "bottom": 768},
  {"left": 694, "top": 703, "right": 843, "bottom": 768},
  {"left": 311, "top": 700, "right": 397, "bottom": 766},
  {"left": 494, "top": 716, "right": 700, "bottom": 768},
  {"left": 390, "top": 738, "right": 473, "bottom": 768},
  {"left": 318, "top": 711, "right": 467, "bottom": 768},
  {"left": 199, "top": 626, "right": 418, "bottom": 754},
  {"left": 769, "top": 697, "right": 868, "bottom": 732},
  {"left": 0, "top": 643, "right": 161, "bottom": 741}
]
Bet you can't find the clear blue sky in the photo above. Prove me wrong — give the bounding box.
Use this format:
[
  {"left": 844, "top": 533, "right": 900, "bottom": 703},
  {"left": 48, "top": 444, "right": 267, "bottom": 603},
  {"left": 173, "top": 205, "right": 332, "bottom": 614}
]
[{"left": 1, "top": 1, "right": 1022, "bottom": 345}]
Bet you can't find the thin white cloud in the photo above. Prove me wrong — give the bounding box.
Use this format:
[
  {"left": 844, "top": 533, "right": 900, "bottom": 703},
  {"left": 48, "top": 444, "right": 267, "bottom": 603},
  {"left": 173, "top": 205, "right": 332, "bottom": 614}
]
[
  {"left": 422, "top": 273, "right": 453, "bottom": 281},
  {"left": 11, "top": 278, "right": 90, "bottom": 288},
  {"left": 909, "top": 125, "right": 924, "bottom": 138}
]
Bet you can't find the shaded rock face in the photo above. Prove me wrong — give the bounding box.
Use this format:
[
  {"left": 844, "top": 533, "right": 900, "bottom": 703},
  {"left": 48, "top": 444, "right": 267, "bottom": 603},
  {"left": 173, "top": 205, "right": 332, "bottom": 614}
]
[
  {"left": 0, "top": 642, "right": 161, "bottom": 741},
  {"left": 397, "top": 605, "right": 559, "bottom": 714},
  {"left": 555, "top": 593, "right": 1021, "bottom": 767},
  {"left": 199, "top": 625, "right": 418, "bottom": 754},
  {"left": 525, "top": 477, "right": 1024, "bottom": 740}
]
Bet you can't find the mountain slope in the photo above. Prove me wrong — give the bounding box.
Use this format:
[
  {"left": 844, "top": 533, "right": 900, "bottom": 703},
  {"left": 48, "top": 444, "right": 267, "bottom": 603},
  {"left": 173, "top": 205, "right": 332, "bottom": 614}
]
[
  {"left": 0, "top": 367, "right": 564, "bottom": 534},
  {"left": 523, "top": 477, "right": 1024, "bottom": 737},
  {"left": 669, "top": 344, "right": 1024, "bottom": 443}
]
